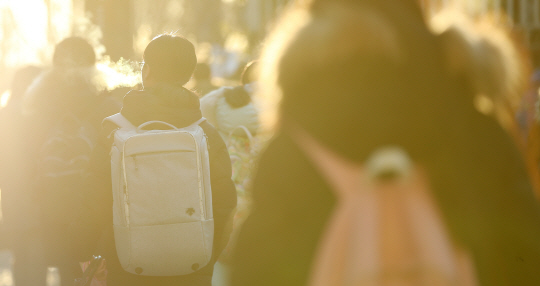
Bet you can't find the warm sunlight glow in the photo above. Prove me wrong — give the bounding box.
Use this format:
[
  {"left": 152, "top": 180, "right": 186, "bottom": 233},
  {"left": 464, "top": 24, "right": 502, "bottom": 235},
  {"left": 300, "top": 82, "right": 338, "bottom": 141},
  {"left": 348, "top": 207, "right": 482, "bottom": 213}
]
[
  {"left": 0, "top": 187, "right": 2, "bottom": 222},
  {"left": 474, "top": 94, "right": 495, "bottom": 115},
  {"left": 0, "top": 90, "right": 11, "bottom": 109},
  {"left": 3, "top": 0, "right": 48, "bottom": 66},
  {"left": 1, "top": 0, "right": 72, "bottom": 68}
]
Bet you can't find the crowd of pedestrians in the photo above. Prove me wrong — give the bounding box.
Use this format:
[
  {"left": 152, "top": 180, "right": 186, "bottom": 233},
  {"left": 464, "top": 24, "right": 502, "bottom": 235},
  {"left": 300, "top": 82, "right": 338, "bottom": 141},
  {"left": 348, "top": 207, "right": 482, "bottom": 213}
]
[{"left": 2, "top": 0, "right": 540, "bottom": 285}]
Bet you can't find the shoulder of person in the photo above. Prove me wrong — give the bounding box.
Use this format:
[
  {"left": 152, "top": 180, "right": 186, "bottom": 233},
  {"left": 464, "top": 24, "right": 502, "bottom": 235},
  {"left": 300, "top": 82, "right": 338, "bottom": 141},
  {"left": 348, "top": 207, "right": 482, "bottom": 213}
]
[{"left": 201, "top": 87, "right": 232, "bottom": 103}]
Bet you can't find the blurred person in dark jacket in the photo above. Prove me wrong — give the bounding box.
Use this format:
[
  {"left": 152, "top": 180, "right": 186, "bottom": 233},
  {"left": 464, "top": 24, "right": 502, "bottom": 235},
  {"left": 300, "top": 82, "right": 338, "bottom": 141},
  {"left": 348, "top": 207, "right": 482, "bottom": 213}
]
[
  {"left": 70, "top": 34, "right": 237, "bottom": 286},
  {"left": 200, "top": 61, "right": 259, "bottom": 139},
  {"left": 231, "top": 1, "right": 540, "bottom": 285},
  {"left": 21, "top": 37, "right": 120, "bottom": 283},
  {"left": 193, "top": 62, "right": 218, "bottom": 97}
]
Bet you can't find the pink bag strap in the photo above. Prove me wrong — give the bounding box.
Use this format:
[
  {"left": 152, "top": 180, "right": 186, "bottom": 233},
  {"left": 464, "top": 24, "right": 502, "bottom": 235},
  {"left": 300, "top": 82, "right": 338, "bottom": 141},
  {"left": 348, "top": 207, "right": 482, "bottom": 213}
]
[{"left": 291, "top": 130, "right": 477, "bottom": 286}]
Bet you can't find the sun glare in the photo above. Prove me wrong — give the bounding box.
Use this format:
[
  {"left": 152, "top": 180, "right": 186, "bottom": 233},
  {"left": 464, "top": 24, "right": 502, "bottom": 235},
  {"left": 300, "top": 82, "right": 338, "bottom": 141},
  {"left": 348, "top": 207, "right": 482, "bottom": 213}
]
[
  {"left": 3, "top": 0, "right": 48, "bottom": 66},
  {"left": 1, "top": 0, "right": 73, "bottom": 68},
  {"left": 0, "top": 90, "right": 11, "bottom": 109}
]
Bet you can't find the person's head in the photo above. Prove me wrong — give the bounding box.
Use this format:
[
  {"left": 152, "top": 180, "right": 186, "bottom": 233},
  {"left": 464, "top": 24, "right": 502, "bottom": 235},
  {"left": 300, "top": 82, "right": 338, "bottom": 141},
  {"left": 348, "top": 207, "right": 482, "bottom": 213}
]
[
  {"left": 432, "top": 11, "right": 528, "bottom": 131},
  {"left": 193, "top": 63, "right": 212, "bottom": 82},
  {"left": 142, "top": 34, "right": 197, "bottom": 88},
  {"left": 241, "top": 61, "right": 259, "bottom": 85},
  {"left": 53, "top": 37, "right": 96, "bottom": 68},
  {"left": 257, "top": 0, "right": 468, "bottom": 161},
  {"left": 259, "top": 0, "right": 527, "bottom": 162}
]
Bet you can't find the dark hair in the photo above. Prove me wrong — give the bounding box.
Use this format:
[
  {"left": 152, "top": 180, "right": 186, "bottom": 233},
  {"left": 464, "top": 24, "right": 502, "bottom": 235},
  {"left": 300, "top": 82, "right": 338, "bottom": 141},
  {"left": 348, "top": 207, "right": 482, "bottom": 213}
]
[
  {"left": 194, "top": 63, "right": 212, "bottom": 81},
  {"left": 276, "top": 1, "right": 457, "bottom": 162},
  {"left": 241, "top": 61, "right": 258, "bottom": 85},
  {"left": 143, "top": 34, "right": 197, "bottom": 85},
  {"left": 53, "top": 37, "right": 96, "bottom": 68},
  {"left": 224, "top": 86, "right": 251, "bottom": 108}
]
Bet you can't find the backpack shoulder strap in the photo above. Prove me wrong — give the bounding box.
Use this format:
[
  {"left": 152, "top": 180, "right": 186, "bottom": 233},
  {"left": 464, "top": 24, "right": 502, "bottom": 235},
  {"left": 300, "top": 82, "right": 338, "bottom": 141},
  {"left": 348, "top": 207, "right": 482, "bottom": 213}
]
[
  {"left": 192, "top": 117, "right": 207, "bottom": 127},
  {"left": 103, "top": 113, "right": 136, "bottom": 129}
]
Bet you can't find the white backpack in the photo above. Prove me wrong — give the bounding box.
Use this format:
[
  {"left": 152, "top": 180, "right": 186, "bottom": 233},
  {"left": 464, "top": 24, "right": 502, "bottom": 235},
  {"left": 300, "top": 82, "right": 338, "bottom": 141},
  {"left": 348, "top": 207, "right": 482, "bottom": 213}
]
[{"left": 104, "top": 113, "right": 213, "bottom": 276}]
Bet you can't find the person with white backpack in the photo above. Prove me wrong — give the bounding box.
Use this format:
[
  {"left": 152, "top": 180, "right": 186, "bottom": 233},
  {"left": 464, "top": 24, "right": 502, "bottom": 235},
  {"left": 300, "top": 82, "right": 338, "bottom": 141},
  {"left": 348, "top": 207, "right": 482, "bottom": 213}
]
[
  {"left": 200, "top": 61, "right": 260, "bottom": 140},
  {"left": 70, "top": 34, "right": 237, "bottom": 286}
]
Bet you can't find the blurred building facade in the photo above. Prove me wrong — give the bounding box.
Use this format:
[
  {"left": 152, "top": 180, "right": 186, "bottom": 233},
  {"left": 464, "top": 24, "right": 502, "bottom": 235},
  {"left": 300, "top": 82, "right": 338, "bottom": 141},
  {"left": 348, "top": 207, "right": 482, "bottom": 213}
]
[
  {"left": 422, "top": 0, "right": 540, "bottom": 42},
  {"left": 422, "top": 0, "right": 540, "bottom": 68},
  {"left": 2, "top": 0, "right": 540, "bottom": 92}
]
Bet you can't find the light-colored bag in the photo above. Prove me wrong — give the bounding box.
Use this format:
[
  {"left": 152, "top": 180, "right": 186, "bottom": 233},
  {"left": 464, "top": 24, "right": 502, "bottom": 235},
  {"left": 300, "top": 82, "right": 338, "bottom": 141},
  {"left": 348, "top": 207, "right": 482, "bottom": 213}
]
[
  {"left": 200, "top": 85, "right": 259, "bottom": 139},
  {"left": 104, "top": 113, "right": 213, "bottom": 276},
  {"left": 293, "top": 131, "right": 478, "bottom": 286}
]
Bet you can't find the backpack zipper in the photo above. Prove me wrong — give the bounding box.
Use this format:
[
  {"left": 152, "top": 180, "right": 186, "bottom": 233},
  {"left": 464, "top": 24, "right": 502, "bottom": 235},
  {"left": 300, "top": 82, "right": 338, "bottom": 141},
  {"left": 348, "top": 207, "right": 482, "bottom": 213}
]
[
  {"left": 204, "top": 134, "right": 210, "bottom": 151},
  {"left": 189, "top": 132, "right": 206, "bottom": 221},
  {"left": 202, "top": 133, "right": 210, "bottom": 218},
  {"left": 121, "top": 152, "right": 130, "bottom": 226}
]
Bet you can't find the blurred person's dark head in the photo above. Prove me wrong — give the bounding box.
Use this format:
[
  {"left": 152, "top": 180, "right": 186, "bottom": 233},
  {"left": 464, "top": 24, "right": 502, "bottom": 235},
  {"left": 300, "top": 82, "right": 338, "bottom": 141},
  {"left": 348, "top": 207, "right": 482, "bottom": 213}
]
[
  {"left": 142, "top": 34, "right": 197, "bottom": 87},
  {"left": 53, "top": 37, "right": 96, "bottom": 69},
  {"left": 193, "top": 62, "right": 218, "bottom": 96},
  {"left": 223, "top": 61, "right": 259, "bottom": 108},
  {"left": 261, "top": 0, "right": 527, "bottom": 163},
  {"left": 22, "top": 37, "right": 100, "bottom": 119},
  {"left": 264, "top": 0, "right": 453, "bottom": 162},
  {"left": 194, "top": 63, "right": 212, "bottom": 82}
]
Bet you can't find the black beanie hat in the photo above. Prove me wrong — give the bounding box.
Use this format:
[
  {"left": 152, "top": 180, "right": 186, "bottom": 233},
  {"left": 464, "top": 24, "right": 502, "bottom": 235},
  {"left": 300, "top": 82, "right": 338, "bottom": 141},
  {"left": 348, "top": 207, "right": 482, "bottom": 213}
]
[
  {"left": 53, "top": 37, "right": 96, "bottom": 68},
  {"left": 143, "top": 34, "right": 197, "bottom": 85}
]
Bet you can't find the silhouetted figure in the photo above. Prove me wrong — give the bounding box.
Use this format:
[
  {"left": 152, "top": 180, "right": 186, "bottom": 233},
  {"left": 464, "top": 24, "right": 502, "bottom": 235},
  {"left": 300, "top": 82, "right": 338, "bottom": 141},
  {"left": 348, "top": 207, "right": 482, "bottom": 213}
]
[
  {"left": 194, "top": 62, "right": 219, "bottom": 97},
  {"left": 71, "top": 34, "right": 237, "bottom": 286},
  {"left": 22, "top": 36, "right": 120, "bottom": 284},
  {"left": 200, "top": 61, "right": 259, "bottom": 138},
  {"left": 231, "top": 1, "right": 540, "bottom": 285}
]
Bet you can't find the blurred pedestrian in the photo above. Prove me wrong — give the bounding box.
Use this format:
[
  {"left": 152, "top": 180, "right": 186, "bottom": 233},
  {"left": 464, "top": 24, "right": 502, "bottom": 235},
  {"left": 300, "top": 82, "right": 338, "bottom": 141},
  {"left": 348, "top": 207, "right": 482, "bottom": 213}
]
[
  {"left": 201, "top": 61, "right": 261, "bottom": 266},
  {"left": 200, "top": 61, "right": 259, "bottom": 138},
  {"left": 231, "top": 1, "right": 540, "bottom": 285},
  {"left": 71, "top": 34, "right": 237, "bottom": 286},
  {"left": 22, "top": 36, "right": 120, "bottom": 284},
  {"left": 194, "top": 62, "right": 219, "bottom": 97}
]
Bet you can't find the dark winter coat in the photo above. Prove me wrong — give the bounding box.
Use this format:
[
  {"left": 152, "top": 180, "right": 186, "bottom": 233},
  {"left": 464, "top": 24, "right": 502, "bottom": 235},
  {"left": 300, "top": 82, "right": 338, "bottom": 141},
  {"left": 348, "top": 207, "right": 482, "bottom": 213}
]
[
  {"left": 231, "top": 1, "right": 540, "bottom": 285},
  {"left": 232, "top": 117, "right": 540, "bottom": 286},
  {"left": 22, "top": 69, "right": 121, "bottom": 227},
  {"left": 4, "top": 68, "right": 121, "bottom": 282},
  {"left": 71, "top": 84, "right": 237, "bottom": 285}
]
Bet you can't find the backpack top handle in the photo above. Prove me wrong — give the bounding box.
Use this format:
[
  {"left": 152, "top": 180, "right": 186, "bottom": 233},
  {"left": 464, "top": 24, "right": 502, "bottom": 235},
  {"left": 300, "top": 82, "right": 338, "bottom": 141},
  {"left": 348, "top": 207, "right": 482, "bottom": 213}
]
[
  {"left": 136, "top": 117, "right": 207, "bottom": 132},
  {"left": 136, "top": 121, "right": 179, "bottom": 132}
]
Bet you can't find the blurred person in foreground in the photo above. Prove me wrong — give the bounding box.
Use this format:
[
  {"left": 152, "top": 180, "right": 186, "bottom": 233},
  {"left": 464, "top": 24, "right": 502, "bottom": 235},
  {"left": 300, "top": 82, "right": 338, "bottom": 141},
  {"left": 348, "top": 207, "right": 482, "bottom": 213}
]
[
  {"left": 193, "top": 62, "right": 219, "bottom": 97},
  {"left": 0, "top": 65, "right": 44, "bottom": 286},
  {"left": 70, "top": 34, "right": 237, "bottom": 285},
  {"left": 231, "top": 0, "right": 540, "bottom": 285},
  {"left": 21, "top": 36, "right": 120, "bottom": 283}
]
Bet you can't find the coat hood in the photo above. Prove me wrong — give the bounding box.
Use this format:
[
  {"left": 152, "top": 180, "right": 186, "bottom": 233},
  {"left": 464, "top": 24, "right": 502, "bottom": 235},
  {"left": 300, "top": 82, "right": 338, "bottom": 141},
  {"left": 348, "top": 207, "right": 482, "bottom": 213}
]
[
  {"left": 121, "top": 83, "right": 202, "bottom": 128},
  {"left": 22, "top": 68, "right": 99, "bottom": 117}
]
